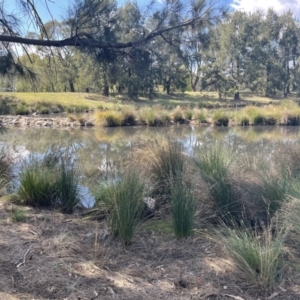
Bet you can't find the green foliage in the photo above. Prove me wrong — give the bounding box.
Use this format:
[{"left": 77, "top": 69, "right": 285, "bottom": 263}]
[
  {"left": 96, "top": 171, "right": 144, "bottom": 245},
  {"left": 220, "top": 223, "right": 287, "bottom": 292},
  {"left": 170, "top": 177, "right": 194, "bottom": 238},
  {"left": 17, "top": 151, "right": 80, "bottom": 212},
  {"left": 15, "top": 103, "right": 30, "bottom": 115},
  {"left": 11, "top": 208, "right": 27, "bottom": 222}
]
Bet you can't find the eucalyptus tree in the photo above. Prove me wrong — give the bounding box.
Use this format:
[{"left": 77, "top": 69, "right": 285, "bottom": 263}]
[{"left": 277, "top": 11, "right": 299, "bottom": 96}]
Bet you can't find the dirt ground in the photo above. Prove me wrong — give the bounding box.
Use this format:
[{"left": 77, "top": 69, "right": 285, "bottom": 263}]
[{"left": 0, "top": 201, "right": 300, "bottom": 300}]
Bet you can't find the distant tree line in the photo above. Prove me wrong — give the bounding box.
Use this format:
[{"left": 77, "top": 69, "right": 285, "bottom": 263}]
[{"left": 0, "top": 1, "right": 299, "bottom": 100}]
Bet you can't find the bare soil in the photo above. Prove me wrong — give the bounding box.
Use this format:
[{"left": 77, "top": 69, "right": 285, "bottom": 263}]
[{"left": 0, "top": 202, "right": 300, "bottom": 300}]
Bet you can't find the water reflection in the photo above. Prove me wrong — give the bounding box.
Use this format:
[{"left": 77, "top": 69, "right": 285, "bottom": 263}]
[{"left": 2, "top": 125, "right": 300, "bottom": 207}]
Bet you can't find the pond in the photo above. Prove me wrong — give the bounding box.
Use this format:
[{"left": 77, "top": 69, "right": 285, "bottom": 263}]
[{"left": 3, "top": 125, "right": 300, "bottom": 207}]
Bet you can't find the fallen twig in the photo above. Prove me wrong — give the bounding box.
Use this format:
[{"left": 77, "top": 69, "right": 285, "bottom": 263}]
[
  {"left": 15, "top": 245, "right": 33, "bottom": 268},
  {"left": 224, "top": 295, "right": 246, "bottom": 300},
  {"left": 267, "top": 292, "right": 279, "bottom": 300}
]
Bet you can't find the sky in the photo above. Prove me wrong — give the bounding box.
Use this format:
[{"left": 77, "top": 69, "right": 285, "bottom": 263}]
[
  {"left": 4, "top": 0, "right": 300, "bottom": 25},
  {"left": 232, "top": 0, "right": 300, "bottom": 17}
]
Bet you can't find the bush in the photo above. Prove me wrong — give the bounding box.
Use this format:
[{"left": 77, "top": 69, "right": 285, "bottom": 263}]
[
  {"left": 170, "top": 177, "right": 194, "bottom": 238},
  {"left": 220, "top": 223, "right": 287, "bottom": 292},
  {"left": 96, "top": 171, "right": 144, "bottom": 245}
]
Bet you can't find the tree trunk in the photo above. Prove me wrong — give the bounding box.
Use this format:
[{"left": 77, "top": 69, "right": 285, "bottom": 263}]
[
  {"left": 69, "top": 80, "right": 75, "bottom": 92},
  {"left": 166, "top": 78, "right": 171, "bottom": 95},
  {"left": 234, "top": 91, "right": 240, "bottom": 101},
  {"left": 103, "top": 85, "right": 109, "bottom": 96},
  {"left": 265, "top": 64, "right": 270, "bottom": 97},
  {"left": 191, "top": 75, "right": 200, "bottom": 92}
]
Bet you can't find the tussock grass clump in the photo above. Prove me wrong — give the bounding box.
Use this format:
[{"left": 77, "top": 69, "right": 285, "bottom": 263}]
[
  {"left": 11, "top": 208, "right": 27, "bottom": 222},
  {"left": 17, "top": 158, "right": 57, "bottom": 207},
  {"left": 243, "top": 106, "right": 266, "bottom": 125},
  {"left": 184, "top": 108, "right": 193, "bottom": 120},
  {"left": 56, "top": 161, "right": 80, "bottom": 214},
  {"left": 120, "top": 108, "right": 137, "bottom": 126},
  {"left": 172, "top": 106, "right": 186, "bottom": 124},
  {"left": 139, "top": 107, "right": 170, "bottom": 126},
  {"left": 170, "top": 177, "right": 194, "bottom": 238},
  {"left": 259, "top": 171, "right": 289, "bottom": 216},
  {"left": 234, "top": 111, "right": 250, "bottom": 125},
  {"left": 17, "top": 151, "right": 81, "bottom": 212},
  {"left": 212, "top": 110, "right": 229, "bottom": 126},
  {"left": 96, "top": 171, "right": 144, "bottom": 245},
  {"left": 147, "top": 139, "right": 186, "bottom": 207},
  {"left": 0, "top": 149, "right": 12, "bottom": 196},
  {"left": 194, "top": 143, "right": 240, "bottom": 221},
  {"left": 194, "top": 108, "right": 208, "bottom": 123},
  {"left": 95, "top": 110, "right": 122, "bottom": 127},
  {"left": 220, "top": 223, "right": 287, "bottom": 292},
  {"left": 15, "top": 103, "right": 31, "bottom": 115}
]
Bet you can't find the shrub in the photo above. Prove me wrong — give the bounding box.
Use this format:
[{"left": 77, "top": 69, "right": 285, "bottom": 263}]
[
  {"left": 97, "top": 171, "right": 144, "bottom": 245},
  {"left": 220, "top": 223, "right": 287, "bottom": 292},
  {"left": 170, "top": 177, "right": 194, "bottom": 238}
]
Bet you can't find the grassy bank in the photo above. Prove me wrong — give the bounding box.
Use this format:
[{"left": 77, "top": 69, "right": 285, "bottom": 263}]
[{"left": 0, "top": 92, "right": 300, "bottom": 128}]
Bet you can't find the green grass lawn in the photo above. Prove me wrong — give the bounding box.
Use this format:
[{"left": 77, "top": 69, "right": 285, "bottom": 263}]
[
  {"left": 2, "top": 91, "right": 296, "bottom": 109},
  {"left": 0, "top": 91, "right": 297, "bottom": 118}
]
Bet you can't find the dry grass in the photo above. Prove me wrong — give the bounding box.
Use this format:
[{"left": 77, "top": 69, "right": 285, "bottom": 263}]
[{"left": 0, "top": 200, "right": 276, "bottom": 300}]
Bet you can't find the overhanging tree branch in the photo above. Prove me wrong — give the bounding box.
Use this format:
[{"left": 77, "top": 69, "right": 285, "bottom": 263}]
[{"left": 0, "top": 17, "right": 201, "bottom": 49}]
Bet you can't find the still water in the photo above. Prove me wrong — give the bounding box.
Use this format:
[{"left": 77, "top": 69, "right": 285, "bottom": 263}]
[{"left": 3, "top": 125, "right": 300, "bottom": 207}]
